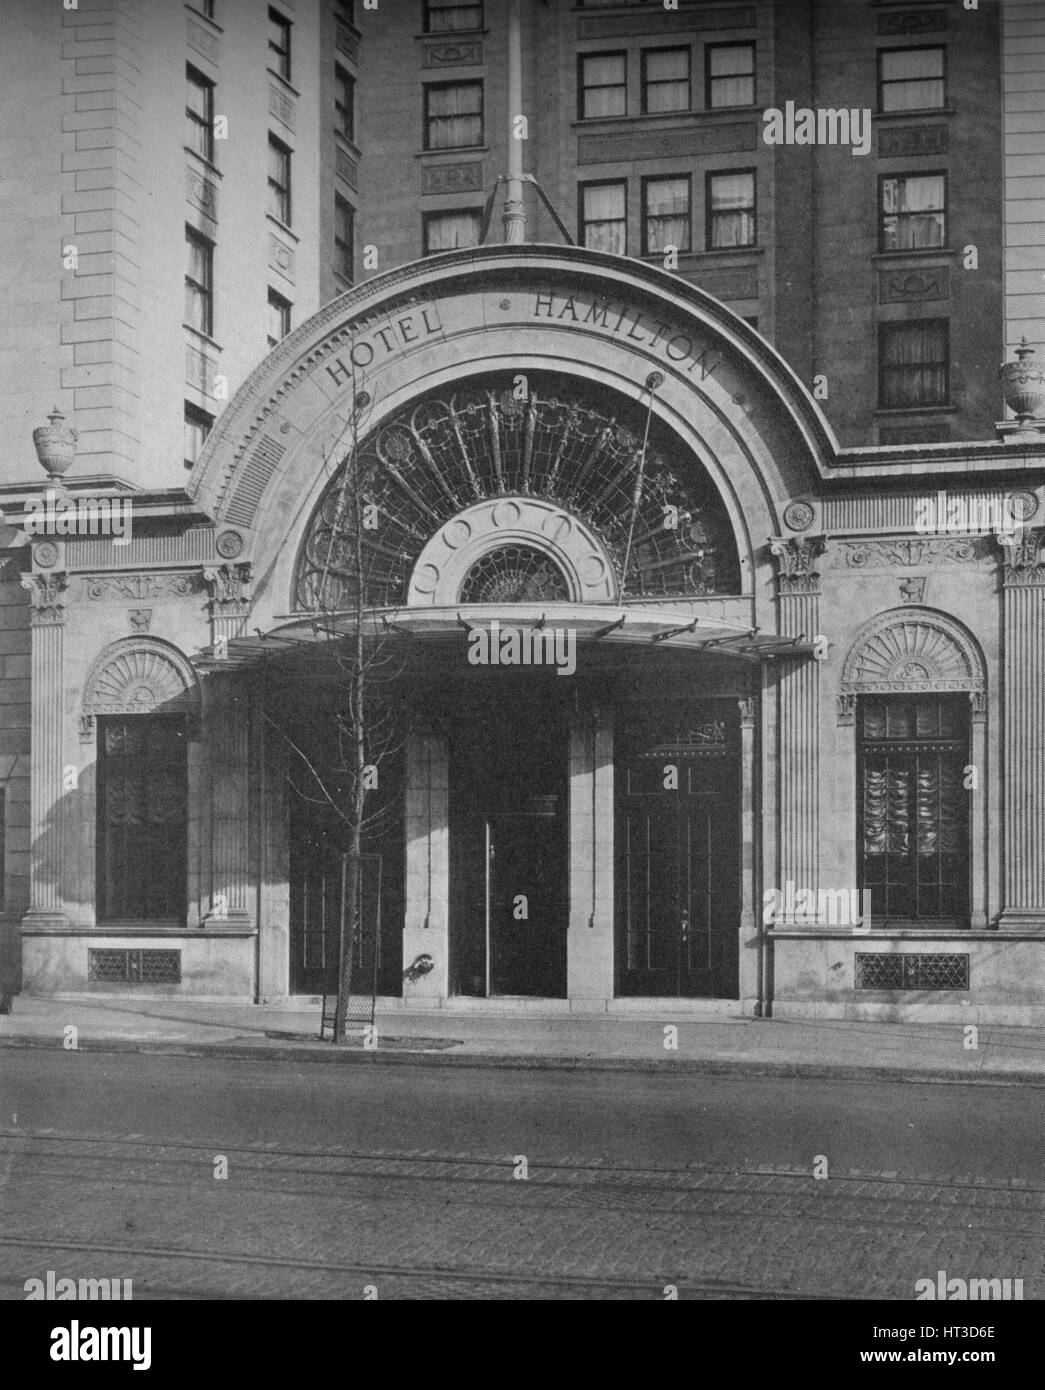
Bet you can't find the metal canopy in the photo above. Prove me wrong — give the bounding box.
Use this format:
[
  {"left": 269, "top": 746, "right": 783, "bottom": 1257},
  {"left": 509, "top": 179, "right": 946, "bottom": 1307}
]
[{"left": 205, "top": 603, "right": 815, "bottom": 670}]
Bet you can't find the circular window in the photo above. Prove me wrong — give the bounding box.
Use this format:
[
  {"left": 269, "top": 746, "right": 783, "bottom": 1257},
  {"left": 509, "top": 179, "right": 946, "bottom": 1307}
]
[{"left": 459, "top": 545, "right": 571, "bottom": 604}]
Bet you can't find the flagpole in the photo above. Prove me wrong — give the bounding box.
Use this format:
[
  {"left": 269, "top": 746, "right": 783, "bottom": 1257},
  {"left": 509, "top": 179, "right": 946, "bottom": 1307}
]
[{"left": 502, "top": 0, "right": 525, "bottom": 243}]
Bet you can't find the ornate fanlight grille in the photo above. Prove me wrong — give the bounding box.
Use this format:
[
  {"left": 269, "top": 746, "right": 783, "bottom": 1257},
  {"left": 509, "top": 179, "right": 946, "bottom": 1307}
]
[
  {"left": 296, "top": 377, "right": 739, "bottom": 612},
  {"left": 459, "top": 545, "right": 571, "bottom": 604}
]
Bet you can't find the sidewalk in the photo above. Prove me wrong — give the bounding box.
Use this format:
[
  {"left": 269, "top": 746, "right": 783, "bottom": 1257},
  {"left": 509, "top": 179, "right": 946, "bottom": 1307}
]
[{"left": 2, "top": 993, "right": 1045, "bottom": 1083}]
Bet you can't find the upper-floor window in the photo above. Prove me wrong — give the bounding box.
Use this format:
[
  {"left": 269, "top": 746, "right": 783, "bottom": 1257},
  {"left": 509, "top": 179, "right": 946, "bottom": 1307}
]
[
  {"left": 580, "top": 181, "right": 627, "bottom": 255},
  {"left": 184, "top": 226, "right": 213, "bottom": 336},
  {"left": 880, "top": 173, "right": 946, "bottom": 251},
  {"left": 424, "top": 81, "right": 483, "bottom": 149},
  {"left": 707, "top": 169, "right": 756, "bottom": 249},
  {"left": 879, "top": 47, "right": 945, "bottom": 112},
  {"left": 424, "top": 0, "right": 483, "bottom": 32},
  {"left": 642, "top": 47, "right": 690, "bottom": 115},
  {"left": 643, "top": 175, "right": 690, "bottom": 254},
  {"left": 186, "top": 66, "right": 215, "bottom": 164},
  {"left": 268, "top": 8, "right": 292, "bottom": 81},
  {"left": 879, "top": 319, "right": 949, "bottom": 408},
  {"left": 268, "top": 288, "right": 291, "bottom": 347},
  {"left": 268, "top": 135, "right": 292, "bottom": 224},
  {"left": 579, "top": 52, "right": 626, "bottom": 119},
  {"left": 706, "top": 42, "right": 755, "bottom": 108},
  {"left": 184, "top": 401, "right": 214, "bottom": 468},
  {"left": 423, "top": 209, "right": 482, "bottom": 254},
  {"left": 335, "top": 64, "right": 355, "bottom": 142},
  {"left": 334, "top": 194, "right": 354, "bottom": 281}
]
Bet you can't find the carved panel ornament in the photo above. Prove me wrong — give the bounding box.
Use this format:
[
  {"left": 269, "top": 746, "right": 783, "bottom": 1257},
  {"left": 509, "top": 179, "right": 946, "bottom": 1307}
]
[
  {"left": 836, "top": 538, "right": 982, "bottom": 569},
  {"left": 422, "top": 41, "right": 482, "bottom": 68},
  {"left": 85, "top": 572, "right": 197, "bottom": 601}
]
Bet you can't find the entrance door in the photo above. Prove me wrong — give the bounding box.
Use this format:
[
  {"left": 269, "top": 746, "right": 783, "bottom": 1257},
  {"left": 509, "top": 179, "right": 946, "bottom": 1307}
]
[
  {"left": 448, "top": 678, "right": 568, "bottom": 997},
  {"left": 615, "top": 705, "right": 740, "bottom": 998},
  {"left": 487, "top": 810, "right": 565, "bottom": 997}
]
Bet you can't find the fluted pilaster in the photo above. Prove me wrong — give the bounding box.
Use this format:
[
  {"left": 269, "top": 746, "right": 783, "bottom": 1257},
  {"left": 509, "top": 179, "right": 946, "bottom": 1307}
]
[{"left": 21, "top": 572, "right": 69, "bottom": 927}]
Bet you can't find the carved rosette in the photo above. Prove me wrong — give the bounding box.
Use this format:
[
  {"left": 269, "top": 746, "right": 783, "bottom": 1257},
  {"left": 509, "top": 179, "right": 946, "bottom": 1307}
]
[
  {"left": 769, "top": 535, "right": 825, "bottom": 595},
  {"left": 996, "top": 528, "right": 1045, "bottom": 587},
  {"left": 21, "top": 571, "right": 69, "bottom": 626}
]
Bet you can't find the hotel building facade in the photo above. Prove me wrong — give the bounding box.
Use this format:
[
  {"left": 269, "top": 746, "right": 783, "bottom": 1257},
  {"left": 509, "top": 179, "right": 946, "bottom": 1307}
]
[{"left": 2, "top": 0, "right": 1045, "bottom": 1022}]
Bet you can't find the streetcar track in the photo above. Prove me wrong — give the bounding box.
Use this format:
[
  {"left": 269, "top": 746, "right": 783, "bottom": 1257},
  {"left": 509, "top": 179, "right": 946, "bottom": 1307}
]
[
  {"left": 0, "top": 1234, "right": 852, "bottom": 1300},
  {"left": 1, "top": 1128, "right": 1039, "bottom": 1197}
]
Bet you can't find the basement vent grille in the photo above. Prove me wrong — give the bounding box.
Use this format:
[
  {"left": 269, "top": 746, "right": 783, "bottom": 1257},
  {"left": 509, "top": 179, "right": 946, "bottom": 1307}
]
[
  {"left": 855, "top": 953, "right": 969, "bottom": 992},
  {"left": 88, "top": 949, "right": 182, "bottom": 984}
]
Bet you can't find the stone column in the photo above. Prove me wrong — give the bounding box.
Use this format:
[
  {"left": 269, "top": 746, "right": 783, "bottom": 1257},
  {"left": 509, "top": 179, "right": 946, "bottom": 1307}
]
[
  {"left": 769, "top": 537, "right": 824, "bottom": 921},
  {"left": 567, "top": 705, "right": 614, "bottom": 1004},
  {"left": 402, "top": 723, "right": 449, "bottom": 1000},
  {"left": 998, "top": 529, "right": 1045, "bottom": 928},
  {"left": 970, "top": 691, "right": 988, "bottom": 931},
  {"left": 737, "top": 695, "right": 758, "bottom": 1005},
  {"left": 21, "top": 572, "right": 69, "bottom": 930},
  {"left": 203, "top": 564, "right": 253, "bottom": 927}
]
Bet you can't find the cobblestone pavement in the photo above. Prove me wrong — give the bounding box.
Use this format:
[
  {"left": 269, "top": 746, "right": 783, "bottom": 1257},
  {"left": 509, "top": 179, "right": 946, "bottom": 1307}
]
[
  {"left": 1, "top": 1051, "right": 1041, "bottom": 1300},
  {"left": 2, "top": 1128, "right": 1043, "bottom": 1300}
]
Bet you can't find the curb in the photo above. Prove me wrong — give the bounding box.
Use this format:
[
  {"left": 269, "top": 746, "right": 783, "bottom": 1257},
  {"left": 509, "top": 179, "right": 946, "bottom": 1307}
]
[{"left": 0, "top": 1033, "right": 1040, "bottom": 1086}]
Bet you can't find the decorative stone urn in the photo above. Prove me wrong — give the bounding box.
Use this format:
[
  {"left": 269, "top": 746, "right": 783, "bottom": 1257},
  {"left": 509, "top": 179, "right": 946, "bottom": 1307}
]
[
  {"left": 32, "top": 406, "right": 77, "bottom": 480},
  {"left": 999, "top": 339, "right": 1045, "bottom": 428}
]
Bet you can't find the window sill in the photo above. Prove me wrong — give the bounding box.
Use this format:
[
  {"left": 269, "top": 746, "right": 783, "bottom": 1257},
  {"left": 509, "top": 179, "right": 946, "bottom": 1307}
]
[
  {"left": 183, "top": 323, "right": 223, "bottom": 354},
  {"left": 573, "top": 107, "right": 760, "bottom": 129},
  {"left": 334, "top": 132, "right": 361, "bottom": 160},
  {"left": 265, "top": 214, "right": 299, "bottom": 242},
  {"left": 185, "top": 5, "right": 222, "bottom": 34},
  {"left": 184, "top": 147, "right": 222, "bottom": 179},
  {"left": 415, "top": 27, "right": 489, "bottom": 40},
  {"left": 873, "top": 107, "right": 955, "bottom": 121},
  {"left": 874, "top": 405, "right": 956, "bottom": 417},
  {"left": 266, "top": 69, "right": 300, "bottom": 99},
  {"left": 417, "top": 144, "right": 489, "bottom": 158},
  {"left": 872, "top": 247, "right": 956, "bottom": 262}
]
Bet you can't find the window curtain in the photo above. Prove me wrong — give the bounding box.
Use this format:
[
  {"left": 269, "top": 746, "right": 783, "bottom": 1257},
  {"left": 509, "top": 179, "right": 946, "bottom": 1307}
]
[
  {"left": 583, "top": 56, "right": 625, "bottom": 117},
  {"left": 709, "top": 45, "right": 753, "bottom": 107},
  {"left": 584, "top": 184, "right": 626, "bottom": 254},
  {"left": 882, "top": 176, "right": 944, "bottom": 249},
  {"left": 646, "top": 178, "right": 689, "bottom": 252},
  {"left": 646, "top": 49, "right": 689, "bottom": 113},
  {"left": 882, "top": 323, "right": 947, "bottom": 407},
  {"left": 427, "top": 211, "right": 480, "bottom": 252},
  {"left": 710, "top": 173, "right": 754, "bottom": 247},
  {"left": 427, "top": 85, "right": 482, "bottom": 148},
  {"left": 882, "top": 49, "right": 944, "bottom": 110},
  {"left": 428, "top": 0, "right": 482, "bottom": 33},
  {"left": 916, "top": 761, "right": 964, "bottom": 857},
  {"left": 863, "top": 766, "right": 909, "bottom": 856}
]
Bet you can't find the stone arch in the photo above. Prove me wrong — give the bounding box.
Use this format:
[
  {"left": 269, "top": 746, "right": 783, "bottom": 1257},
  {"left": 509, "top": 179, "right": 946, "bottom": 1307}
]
[
  {"left": 839, "top": 607, "right": 986, "bottom": 721},
  {"left": 80, "top": 638, "right": 200, "bottom": 743},
  {"left": 184, "top": 246, "right": 838, "bottom": 630}
]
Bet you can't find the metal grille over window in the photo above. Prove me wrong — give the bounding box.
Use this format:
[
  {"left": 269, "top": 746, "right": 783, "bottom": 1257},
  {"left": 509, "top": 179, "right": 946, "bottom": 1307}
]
[
  {"left": 459, "top": 545, "right": 570, "bottom": 604},
  {"left": 88, "top": 949, "right": 182, "bottom": 984},
  {"left": 296, "top": 376, "right": 739, "bottom": 611},
  {"left": 855, "top": 953, "right": 969, "bottom": 992}
]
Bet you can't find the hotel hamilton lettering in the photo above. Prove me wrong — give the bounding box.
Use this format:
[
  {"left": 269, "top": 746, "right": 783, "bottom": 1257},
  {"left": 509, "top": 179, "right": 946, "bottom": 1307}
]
[
  {"left": 322, "top": 290, "right": 722, "bottom": 391},
  {"left": 532, "top": 292, "right": 721, "bottom": 380}
]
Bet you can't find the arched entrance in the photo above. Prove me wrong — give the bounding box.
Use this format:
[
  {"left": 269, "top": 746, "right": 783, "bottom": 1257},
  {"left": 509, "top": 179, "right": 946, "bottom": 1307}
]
[{"left": 190, "top": 245, "right": 831, "bottom": 1007}]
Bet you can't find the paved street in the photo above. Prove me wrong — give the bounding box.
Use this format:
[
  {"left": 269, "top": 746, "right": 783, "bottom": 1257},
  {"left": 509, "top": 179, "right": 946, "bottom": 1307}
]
[{"left": 1, "top": 1050, "right": 1041, "bottom": 1300}]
